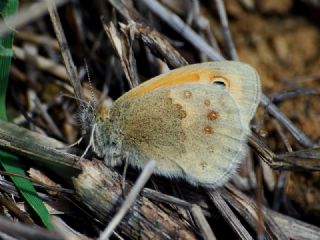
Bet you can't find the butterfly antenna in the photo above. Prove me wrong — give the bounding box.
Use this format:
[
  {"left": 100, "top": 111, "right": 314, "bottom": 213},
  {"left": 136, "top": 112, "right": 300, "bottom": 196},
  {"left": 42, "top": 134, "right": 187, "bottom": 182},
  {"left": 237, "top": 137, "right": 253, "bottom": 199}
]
[{"left": 84, "top": 59, "right": 97, "bottom": 109}]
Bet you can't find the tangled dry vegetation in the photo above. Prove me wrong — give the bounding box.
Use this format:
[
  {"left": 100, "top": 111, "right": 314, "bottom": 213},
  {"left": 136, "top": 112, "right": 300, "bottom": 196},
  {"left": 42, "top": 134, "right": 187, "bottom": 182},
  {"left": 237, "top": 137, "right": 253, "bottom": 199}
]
[{"left": 0, "top": 0, "right": 320, "bottom": 239}]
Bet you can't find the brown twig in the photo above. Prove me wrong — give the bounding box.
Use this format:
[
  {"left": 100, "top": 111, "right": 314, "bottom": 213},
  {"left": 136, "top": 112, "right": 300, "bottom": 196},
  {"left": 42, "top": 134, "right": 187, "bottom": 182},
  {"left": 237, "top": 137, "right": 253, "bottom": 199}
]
[
  {"left": 249, "top": 134, "right": 320, "bottom": 170},
  {"left": 0, "top": 170, "right": 74, "bottom": 194},
  {"left": 143, "top": 188, "right": 216, "bottom": 240},
  {"left": 51, "top": 216, "right": 90, "bottom": 240},
  {"left": 271, "top": 88, "right": 318, "bottom": 104},
  {"left": 142, "top": 188, "right": 192, "bottom": 208},
  {"left": 0, "top": 0, "right": 69, "bottom": 37},
  {"left": 207, "top": 190, "right": 253, "bottom": 240},
  {"left": 139, "top": 0, "right": 222, "bottom": 61},
  {"left": 214, "top": 0, "right": 239, "bottom": 60},
  {"left": 46, "top": 0, "right": 83, "bottom": 102},
  {"left": 98, "top": 160, "right": 156, "bottom": 240},
  {"left": 106, "top": 0, "right": 188, "bottom": 68},
  {"left": 271, "top": 120, "right": 291, "bottom": 211},
  {"left": 102, "top": 20, "right": 139, "bottom": 88},
  {"left": 191, "top": 204, "right": 217, "bottom": 240},
  {"left": 0, "top": 215, "right": 61, "bottom": 240},
  {"left": 260, "top": 95, "right": 316, "bottom": 147},
  {"left": 16, "top": 31, "right": 60, "bottom": 50},
  {"left": 0, "top": 194, "right": 34, "bottom": 225},
  {"left": 255, "top": 163, "right": 265, "bottom": 240},
  {"left": 13, "top": 46, "right": 68, "bottom": 80},
  {"left": 223, "top": 186, "right": 289, "bottom": 240},
  {"left": 75, "top": 160, "right": 198, "bottom": 239},
  {"left": 32, "top": 93, "right": 64, "bottom": 139}
]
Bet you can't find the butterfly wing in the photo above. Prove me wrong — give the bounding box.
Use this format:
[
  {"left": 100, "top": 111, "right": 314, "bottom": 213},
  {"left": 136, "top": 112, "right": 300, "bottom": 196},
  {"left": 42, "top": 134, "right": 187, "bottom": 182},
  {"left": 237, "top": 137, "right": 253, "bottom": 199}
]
[
  {"left": 122, "top": 61, "right": 261, "bottom": 127},
  {"left": 110, "top": 84, "right": 248, "bottom": 187},
  {"left": 204, "top": 61, "right": 261, "bottom": 125}
]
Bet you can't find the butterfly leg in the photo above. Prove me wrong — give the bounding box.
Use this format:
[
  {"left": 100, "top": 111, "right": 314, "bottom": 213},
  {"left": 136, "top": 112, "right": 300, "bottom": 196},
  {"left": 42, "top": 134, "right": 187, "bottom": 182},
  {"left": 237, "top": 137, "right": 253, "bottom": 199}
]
[
  {"left": 80, "top": 123, "right": 97, "bottom": 160},
  {"left": 56, "top": 136, "right": 83, "bottom": 150},
  {"left": 121, "top": 153, "right": 129, "bottom": 197}
]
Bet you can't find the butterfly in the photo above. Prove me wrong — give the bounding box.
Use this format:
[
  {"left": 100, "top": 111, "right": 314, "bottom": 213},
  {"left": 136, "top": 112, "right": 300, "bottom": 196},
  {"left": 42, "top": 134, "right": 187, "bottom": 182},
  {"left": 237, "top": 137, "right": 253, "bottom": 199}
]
[{"left": 78, "top": 61, "right": 261, "bottom": 188}]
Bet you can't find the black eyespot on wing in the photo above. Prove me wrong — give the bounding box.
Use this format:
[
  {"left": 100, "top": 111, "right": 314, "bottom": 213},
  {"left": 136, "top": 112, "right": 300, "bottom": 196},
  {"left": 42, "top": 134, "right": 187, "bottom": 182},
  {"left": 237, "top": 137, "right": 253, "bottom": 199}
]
[{"left": 212, "top": 81, "right": 227, "bottom": 87}]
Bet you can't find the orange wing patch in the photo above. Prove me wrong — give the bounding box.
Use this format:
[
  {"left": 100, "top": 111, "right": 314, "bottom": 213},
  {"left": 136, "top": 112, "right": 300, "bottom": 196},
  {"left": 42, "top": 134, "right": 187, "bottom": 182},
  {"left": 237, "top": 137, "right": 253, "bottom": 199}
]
[
  {"left": 122, "top": 64, "right": 243, "bottom": 113},
  {"left": 126, "top": 67, "right": 217, "bottom": 98}
]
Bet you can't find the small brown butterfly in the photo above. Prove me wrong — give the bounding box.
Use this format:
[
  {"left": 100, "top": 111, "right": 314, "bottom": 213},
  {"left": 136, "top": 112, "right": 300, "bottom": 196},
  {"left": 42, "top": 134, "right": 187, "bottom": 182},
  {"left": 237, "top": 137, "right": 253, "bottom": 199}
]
[{"left": 79, "top": 61, "right": 261, "bottom": 188}]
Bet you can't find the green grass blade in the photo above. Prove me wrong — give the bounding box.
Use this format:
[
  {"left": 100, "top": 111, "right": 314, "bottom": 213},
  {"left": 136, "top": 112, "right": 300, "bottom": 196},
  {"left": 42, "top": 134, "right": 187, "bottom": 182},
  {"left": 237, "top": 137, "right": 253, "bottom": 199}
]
[{"left": 0, "top": 0, "right": 53, "bottom": 229}]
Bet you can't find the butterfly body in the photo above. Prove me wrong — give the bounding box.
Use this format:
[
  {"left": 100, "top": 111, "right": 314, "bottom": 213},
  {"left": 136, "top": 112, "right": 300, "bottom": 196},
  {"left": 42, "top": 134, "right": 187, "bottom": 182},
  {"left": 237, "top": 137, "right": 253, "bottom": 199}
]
[{"left": 83, "top": 61, "right": 261, "bottom": 188}]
